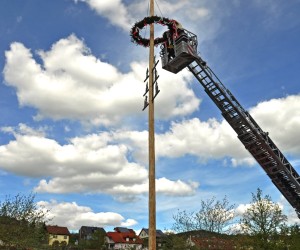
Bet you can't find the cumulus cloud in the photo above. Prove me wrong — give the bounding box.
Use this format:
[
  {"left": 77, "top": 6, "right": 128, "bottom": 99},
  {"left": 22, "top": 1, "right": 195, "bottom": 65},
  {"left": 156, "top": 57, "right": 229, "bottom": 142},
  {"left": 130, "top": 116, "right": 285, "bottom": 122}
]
[
  {"left": 3, "top": 35, "right": 199, "bottom": 126},
  {"left": 157, "top": 93, "right": 300, "bottom": 165},
  {"left": 73, "top": 0, "right": 233, "bottom": 45},
  {"left": 119, "top": 92, "right": 300, "bottom": 167},
  {"left": 115, "top": 118, "right": 253, "bottom": 166},
  {"left": 38, "top": 200, "right": 137, "bottom": 230},
  {"left": 105, "top": 91, "right": 300, "bottom": 167},
  {"left": 0, "top": 92, "right": 299, "bottom": 198},
  {"left": 74, "top": 0, "right": 132, "bottom": 31},
  {"left": 0, "top": 125, "right": 198, "bottom": 198},
  {"left": 249, "top": 95, "right": 300, "bottom": 156}
]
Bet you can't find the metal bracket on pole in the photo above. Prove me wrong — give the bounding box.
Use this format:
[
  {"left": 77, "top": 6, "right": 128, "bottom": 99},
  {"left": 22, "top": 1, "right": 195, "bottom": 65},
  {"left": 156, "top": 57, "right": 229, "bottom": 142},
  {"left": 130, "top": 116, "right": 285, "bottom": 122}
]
[
  {"left": 143, "top": 95, "right": 149, "bottom": 111},
  {"left": 144, "top": 68, "right": 149, "bottom": 82},
  {"left": 143, "top": 82, "right": 149, "bottom": 97},
  {"left": 143, "top": 56, "right": 160, "bottom": 110}
]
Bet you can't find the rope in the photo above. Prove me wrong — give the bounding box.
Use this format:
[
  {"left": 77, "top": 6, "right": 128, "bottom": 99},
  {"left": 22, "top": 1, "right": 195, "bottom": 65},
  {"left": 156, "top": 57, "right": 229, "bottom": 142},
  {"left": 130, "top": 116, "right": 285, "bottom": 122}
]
[
  {"left": 154, "top": 0, "right": 164, "bottom": 17},
  {"left": 143, "top": 1, "right": 150, "bottom": 39}
]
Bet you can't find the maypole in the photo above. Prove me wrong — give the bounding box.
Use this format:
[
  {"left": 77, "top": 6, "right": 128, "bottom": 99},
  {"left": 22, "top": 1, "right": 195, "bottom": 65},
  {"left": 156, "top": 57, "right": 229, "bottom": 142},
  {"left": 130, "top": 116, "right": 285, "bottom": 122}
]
[
  {"left": 130, "top": 2, "right": 179, "bottom": 250},
  {"left": 148, "top": 0, "right": 156, "bottom": 249}
]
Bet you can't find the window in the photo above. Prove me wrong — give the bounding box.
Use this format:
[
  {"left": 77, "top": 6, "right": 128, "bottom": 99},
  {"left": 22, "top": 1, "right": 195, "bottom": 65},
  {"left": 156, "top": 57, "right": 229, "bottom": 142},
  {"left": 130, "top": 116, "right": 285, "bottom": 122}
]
[
  {"left": 64, "top": 235, "right": 67, "bottom": 239},
  {"left": 53, "top": 235, "right": 57, "bottom": 238}
]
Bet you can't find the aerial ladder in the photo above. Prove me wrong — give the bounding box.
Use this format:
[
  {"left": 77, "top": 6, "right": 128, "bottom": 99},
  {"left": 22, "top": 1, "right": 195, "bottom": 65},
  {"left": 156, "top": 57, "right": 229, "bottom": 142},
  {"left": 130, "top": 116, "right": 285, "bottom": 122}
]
[{"left": 160, "top": 28, "right": 300, "bottom": 218}]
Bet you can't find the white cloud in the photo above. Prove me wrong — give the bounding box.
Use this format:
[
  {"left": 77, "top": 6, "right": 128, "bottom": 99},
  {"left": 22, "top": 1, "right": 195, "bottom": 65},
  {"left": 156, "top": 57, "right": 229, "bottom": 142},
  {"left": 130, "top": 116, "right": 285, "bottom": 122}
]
[
  {"left": 3, "top": 35, "right": 199, "bottom": 126},
  {"left": 116, "top": 118, "right": 253, "bottom": 166},
  {"left": 38, "top": 200, "right": 137, "bottom": 230},
  {"left": 250, "top": 95, "right": 300, "bottom": 156},
  {"left": 107, "top": 91, "right": 300, "bottom": 167},
  {"left": 73, "top": 0, "right": 230, "bottom": 45},
  {"left": 156, "top": 177, "right": 199, "bottom": 196},
  {"left": 0, "top": 91, "right": 299, "bottom": 199},
  {"left": 235, "top": 203, "right": 251, "bottom": 216},
  {"left": 74, "top": 0, "right": 132, "bottom": 31},
  {"left": 155, "top": 93, "right": 300, "bottom": 165},
  {"left": 1, "top": 123, "right": 47, "bottom": 137},
  {"left": 0, "top": 126, "right": 198, "bottom": 198}
]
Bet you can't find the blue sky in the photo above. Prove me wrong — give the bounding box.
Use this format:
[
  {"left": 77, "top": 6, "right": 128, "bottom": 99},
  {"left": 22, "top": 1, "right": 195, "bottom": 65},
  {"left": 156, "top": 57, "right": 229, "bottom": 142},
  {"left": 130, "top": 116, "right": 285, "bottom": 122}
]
[{"left": 1, "top": 0, "right": 300, "bottom": 232}]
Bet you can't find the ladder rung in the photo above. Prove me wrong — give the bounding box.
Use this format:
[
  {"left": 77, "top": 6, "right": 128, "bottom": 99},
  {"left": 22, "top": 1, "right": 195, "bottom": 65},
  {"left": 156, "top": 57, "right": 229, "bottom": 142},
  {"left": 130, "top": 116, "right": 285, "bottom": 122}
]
[
  {"left": 225, "top": 108, "right": 236, "bottom": 115},
  {"left": 262, "top": 159, "right": 276, "bottom": 166},
  {"left": 253, "top": 148, "right": 267, "bottom": 156},
  {"left": 240, "top": 132, "right": 256, "bottom": 141},
  {"left": 199, "top": 76, "right": 208, "bottom": 81},
  {"left": 214, "top": 93, "right": 224, "bottom": 99},
  {"left": 207, "top": 86, "right": 217, "bottom": 92},
  {"left": 257, "top": 153, "right": 271, "bottom": 161},
  {"left": 245, "top": 141, "right": 261, "bottom": 150},
  {"left": 223, "top": 103, "right": 232, "bottom": 109},
  {"left": 190, "top": 64, "right": 198, "bottom": 70}
]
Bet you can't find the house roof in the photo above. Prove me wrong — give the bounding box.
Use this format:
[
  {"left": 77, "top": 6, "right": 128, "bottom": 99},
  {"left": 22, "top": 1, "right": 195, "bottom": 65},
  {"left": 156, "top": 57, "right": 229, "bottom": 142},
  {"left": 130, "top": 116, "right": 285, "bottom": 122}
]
[
  {"left": 139, "top": 228, "right": 165, "bottom": 237},
  {"left": 107, "top": 228, "right": 143, "bottom": 245},
  {"left": 114, "top": 227, "right": 133, "bottom": 233},
  {"left": 46, "top": 225, "right": 70, "bottom": 235},
  {"left": 80, "top": 226, "right": 106, "bottom": 234}
]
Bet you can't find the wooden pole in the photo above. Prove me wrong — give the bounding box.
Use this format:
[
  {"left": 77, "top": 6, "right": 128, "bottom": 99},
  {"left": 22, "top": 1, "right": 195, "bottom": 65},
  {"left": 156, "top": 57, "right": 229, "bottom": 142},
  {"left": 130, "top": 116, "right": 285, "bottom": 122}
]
[{"left": 148, "top": 0, "right": 156, "bottom": 249}]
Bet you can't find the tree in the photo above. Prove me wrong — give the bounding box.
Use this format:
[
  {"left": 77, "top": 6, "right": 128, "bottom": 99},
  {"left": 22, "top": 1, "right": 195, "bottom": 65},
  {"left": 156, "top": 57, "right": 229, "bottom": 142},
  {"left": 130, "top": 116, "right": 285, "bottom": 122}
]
[
  {"left": 278, "top": 223, "right": 300, "bottom": 250},
  {"left": 172, "top": 196, "right": 235, "bottom": 233},
  {"left": 161, "top": 232, "right": 199, "bottom": 250},
  {"left": 287, "top": 223, "right": 300, "bottom": 250},
  {"left": 0, "top": 193, "right": 50, "bottom": 249},
  {"left": 195, "top": 196, "right": 235, "bottom": 233},
  {"left": 172, "top": 209, "right": 196, "bottom": 232},
  {"left": 88, "top": 228, "right": 106, "bottom": 249},
  {"left": 239, "top": 188, "right": 287, "bottom": 249},
  {"left": 78, "top": 228, "right": 106, "bottom": 249}
]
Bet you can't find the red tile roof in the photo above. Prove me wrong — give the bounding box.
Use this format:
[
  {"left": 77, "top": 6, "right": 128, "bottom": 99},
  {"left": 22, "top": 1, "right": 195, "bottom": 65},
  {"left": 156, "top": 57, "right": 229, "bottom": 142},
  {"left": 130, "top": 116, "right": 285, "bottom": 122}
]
[
  {"left": 46, "top": 225, "right": 70, "bottom": 235},
  {"left": 107, "top": 229, "right": 143, "bottom": 244}
]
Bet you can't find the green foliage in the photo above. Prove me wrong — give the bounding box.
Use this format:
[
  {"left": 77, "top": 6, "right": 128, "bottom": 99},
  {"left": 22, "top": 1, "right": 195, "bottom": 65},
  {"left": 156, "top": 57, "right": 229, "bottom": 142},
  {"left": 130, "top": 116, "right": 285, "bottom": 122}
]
[
  {"left": 161, "top": 233, "right": 198, "bottom": 250},
  {"left": 0, "top": 193, "right": 49, "bottom": 249},
  {"left": 78, "top": 229, "right": 106, "bottom": 249},
  {"left": 277, "top": 223, "right": 300, "bottom": 250}
]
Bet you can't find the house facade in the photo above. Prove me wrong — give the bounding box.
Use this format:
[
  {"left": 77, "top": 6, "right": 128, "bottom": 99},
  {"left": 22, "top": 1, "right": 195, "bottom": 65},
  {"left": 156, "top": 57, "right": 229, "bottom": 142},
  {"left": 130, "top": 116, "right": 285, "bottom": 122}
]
[
  {"left": 106, "top": 227, "right": 143, "bottom": 249},
  {"left": 79, "top": 226, "right": 106, "bottom": 241},
  {"left": 46, "top": 225, "right": 70, "bottom": 246},
  {"left": 139, "top": 228, "right": 166, "bottom": 249}
]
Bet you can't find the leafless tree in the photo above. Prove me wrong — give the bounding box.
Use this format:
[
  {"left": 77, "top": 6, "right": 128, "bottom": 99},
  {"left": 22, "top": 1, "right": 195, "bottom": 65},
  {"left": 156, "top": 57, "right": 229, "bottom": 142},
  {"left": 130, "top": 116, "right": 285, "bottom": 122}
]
[{"left": 172, "top": 196, "right": 235, "bottom": 233}]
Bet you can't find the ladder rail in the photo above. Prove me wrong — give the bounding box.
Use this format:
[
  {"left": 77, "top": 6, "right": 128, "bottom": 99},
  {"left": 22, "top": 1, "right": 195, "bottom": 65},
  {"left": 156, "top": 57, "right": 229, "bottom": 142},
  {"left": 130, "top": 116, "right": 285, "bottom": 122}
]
[{"left": 187, "top": 56, "right": 300, "bottom": 218}]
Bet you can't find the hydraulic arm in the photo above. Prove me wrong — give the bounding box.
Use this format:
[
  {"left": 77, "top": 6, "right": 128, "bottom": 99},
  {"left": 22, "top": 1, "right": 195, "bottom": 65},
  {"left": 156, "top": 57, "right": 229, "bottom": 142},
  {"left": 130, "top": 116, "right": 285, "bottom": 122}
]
[
  {"left": 160, "top": 27, "right": 300, "bottom": 218},
  {"left": 187, "top": 57, "right": 300, "bottom": 218}
]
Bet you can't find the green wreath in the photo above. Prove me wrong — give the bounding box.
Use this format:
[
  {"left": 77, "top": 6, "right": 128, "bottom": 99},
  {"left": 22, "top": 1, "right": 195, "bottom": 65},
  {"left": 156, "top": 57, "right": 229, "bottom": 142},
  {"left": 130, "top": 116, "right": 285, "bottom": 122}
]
[{"left": 130, "top": 16, "right": 177, "bottom": 47}]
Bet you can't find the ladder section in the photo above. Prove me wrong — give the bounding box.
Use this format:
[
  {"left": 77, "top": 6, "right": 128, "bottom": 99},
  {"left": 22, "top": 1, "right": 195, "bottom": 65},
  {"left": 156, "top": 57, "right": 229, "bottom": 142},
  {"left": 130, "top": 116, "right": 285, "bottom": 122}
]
[{"left": 187, "top": 57, "right": 300, "bottom": 218}]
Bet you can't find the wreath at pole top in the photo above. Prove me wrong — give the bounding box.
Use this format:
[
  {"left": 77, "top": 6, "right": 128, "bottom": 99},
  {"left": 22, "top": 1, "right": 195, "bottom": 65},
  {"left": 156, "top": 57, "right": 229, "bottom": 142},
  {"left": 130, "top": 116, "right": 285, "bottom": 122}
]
[{"left": 130, "top": 15, "right": 178, "bottom": 47}]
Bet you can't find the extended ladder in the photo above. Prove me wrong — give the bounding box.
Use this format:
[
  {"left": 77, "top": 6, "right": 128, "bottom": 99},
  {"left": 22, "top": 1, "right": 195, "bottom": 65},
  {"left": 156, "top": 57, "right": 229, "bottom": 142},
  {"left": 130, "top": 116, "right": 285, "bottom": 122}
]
[{"left": 188, "top": 57, "right": 300, "bottom": 218}]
